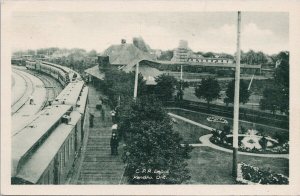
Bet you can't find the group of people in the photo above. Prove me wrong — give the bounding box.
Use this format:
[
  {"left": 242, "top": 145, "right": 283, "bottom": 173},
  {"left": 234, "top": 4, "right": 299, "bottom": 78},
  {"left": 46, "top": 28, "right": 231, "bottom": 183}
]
[{"left": 88, "top": 96, "right": 120, "bottom": 156}]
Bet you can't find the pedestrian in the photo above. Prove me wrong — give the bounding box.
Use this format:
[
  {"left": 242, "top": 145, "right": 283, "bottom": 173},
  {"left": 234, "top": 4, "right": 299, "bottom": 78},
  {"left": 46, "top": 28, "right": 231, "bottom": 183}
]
[
  {"left": 96, "top": 97, "right": 103, "bottom": 110},
  {"left": 112, "top": 123, "right": 118, "bottom": 133},
  {"left": 110, "top": 133, "right": 119, "bottom": 155},
  {"left": 29, "top": 96, "right": 34, "bottom": 105},
  {"left": 110, "top": 110, "right": 116, "bottom": 123},
  {"left": 89, "top": 113, "right": 94, "bottom": 128}
]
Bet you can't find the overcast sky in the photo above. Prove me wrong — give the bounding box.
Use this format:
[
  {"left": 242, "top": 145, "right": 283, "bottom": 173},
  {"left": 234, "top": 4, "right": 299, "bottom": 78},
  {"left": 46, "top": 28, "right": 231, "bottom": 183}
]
[{"left": 11, "top": 12, "right": 288, "bottom": 55}]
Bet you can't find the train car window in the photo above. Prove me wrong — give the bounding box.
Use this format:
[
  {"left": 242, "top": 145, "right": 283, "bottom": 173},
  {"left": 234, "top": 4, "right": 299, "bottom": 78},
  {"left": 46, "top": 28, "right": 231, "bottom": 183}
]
[
  {"left": 47, "top": 171, "right": 50, "bottom": 184},
  {"left": 66, "top": 141, "right": 69, "bottom": 161},
  {"left": 63, "top": 146, "right": 66, "bottom": 167},
  {"left": 69, "top": 138, "right": 71, "bottom": 157},
  {"left": 60, "top": 151, "right": 63, "bottom": 172}
]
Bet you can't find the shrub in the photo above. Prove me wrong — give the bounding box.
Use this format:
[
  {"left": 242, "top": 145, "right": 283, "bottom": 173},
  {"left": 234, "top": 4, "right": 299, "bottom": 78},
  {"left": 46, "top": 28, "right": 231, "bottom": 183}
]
[{"left": 237, "top": 163, "right": 288, "bottom": 184}]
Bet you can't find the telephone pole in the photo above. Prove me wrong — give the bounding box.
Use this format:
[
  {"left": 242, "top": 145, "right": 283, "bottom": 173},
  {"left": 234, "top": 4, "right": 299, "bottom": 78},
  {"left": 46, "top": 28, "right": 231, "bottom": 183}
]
[{"left": 232, "top": 11, "right": 241, "bottom": 178}]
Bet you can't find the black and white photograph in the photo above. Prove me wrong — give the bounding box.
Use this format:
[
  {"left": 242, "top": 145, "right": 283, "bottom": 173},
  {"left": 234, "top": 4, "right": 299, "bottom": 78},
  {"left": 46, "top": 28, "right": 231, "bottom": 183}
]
[{"left": 1, "top": 1, "right": 300, "bottom": 195}]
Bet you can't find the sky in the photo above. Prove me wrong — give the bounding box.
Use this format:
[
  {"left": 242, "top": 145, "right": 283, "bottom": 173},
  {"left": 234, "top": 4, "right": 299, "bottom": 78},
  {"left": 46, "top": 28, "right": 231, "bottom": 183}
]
[{"left": 11, "top": 12, "right": 289, "bottom": 55}]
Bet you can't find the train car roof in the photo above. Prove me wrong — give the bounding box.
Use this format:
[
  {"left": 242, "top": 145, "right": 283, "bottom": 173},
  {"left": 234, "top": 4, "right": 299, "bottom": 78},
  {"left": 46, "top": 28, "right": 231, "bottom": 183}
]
[
  {"left": 15, "top": 110, "right": 82, "bottom": 183},
  {"left": 41, "top": 61, "right": 72, "bottom": 72},
  {"left": 75, "top": 86, "right": 89, "bottom": 114},
  {"left": 12, "top": 105, "right": 72, "bottom": 176},
  {"left": 53, "top": 81, "right": 84, "bottom": 106}
]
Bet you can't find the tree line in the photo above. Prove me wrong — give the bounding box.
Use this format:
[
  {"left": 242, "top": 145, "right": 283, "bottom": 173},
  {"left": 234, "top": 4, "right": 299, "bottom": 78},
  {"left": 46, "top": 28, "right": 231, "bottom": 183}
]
[{"left": 12, "top": 48, "right": 98, "bottom": 74}]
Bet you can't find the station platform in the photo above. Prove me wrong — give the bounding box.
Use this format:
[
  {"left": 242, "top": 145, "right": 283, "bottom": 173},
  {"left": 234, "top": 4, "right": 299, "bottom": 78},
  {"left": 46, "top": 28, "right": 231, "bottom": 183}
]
[
  {"left": 70, "top": 85, "right": 126, "bottom": 184},
  {"left": 12, "top": 68, "right": 47, "bottom": 135}
]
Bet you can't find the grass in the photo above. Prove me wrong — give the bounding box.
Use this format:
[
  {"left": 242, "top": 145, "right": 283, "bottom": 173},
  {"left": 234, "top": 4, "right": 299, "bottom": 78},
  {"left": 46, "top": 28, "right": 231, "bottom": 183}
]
[
  {"left": 167, "top": 108, "right": 288, "bottom": 140},
  {"left": 186, "top": 147, "right": 289, "bottom": 184},
  {"left": 183, "top": 87, "right": 263, "bottom": 110},
  {"left": 173, "top": 119, "right": 211, "bottom": 144}
]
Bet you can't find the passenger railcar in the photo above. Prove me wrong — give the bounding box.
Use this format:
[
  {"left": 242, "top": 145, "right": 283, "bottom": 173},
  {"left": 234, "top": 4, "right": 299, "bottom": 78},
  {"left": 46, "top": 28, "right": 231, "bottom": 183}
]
[
  {"left": 26, "top": 61, "right": 72, "bottom": 87},
  {"left": 12, "top": 61, "right": 89, "bottom": 184}
]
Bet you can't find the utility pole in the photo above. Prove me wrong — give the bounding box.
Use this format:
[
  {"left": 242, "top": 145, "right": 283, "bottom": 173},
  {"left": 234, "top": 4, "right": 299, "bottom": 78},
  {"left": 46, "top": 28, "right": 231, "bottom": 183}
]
[
  {"left": 133, "top": 61, "right": 139, "bottom": 100},
  {"left": 180, "top": 65, "right": 183, "bottom": 81},
  {"left": 232, "top": 11, "right": 241, "bottom": 178},
  {"left": 180, "top": 64, "right": 183, "bottom": 90}
]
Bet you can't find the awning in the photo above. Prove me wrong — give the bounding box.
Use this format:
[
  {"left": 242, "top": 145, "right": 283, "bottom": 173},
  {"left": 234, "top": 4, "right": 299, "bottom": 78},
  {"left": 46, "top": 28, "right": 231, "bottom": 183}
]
[{"left": 84, "top": 65, "right": 105, "bottom": 80}]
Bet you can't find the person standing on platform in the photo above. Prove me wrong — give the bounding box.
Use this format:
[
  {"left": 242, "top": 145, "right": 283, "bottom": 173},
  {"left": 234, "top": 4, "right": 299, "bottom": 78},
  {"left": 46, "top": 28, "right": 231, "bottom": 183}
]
[
  {"left": 89, "top": 113, "right": 94, "bottom": 128},
  {"left": 110, "top": 110, "right": 116, "bottom": 123},
  {"left": 110, "top": 133, "right": 119, "bottom": 155}
]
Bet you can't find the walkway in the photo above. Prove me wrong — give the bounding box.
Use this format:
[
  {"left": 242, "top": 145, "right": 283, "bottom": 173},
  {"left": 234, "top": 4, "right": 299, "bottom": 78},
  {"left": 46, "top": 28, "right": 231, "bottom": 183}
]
[
  {"left": 169, "top": 112, "right": 289, "bottom": 159},
  {"left": 71, "top": 85, "right": 125, "bottom": 184}
]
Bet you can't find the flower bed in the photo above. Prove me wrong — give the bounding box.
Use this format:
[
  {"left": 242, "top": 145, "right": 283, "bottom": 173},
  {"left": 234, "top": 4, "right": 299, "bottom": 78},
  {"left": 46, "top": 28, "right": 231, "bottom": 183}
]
[
  {"left": 207, "top": 116, "right": 228, "bottom": 124},
  {"left": 236, "top": 163, "right": 289, "bottom": 184},
  {"left": 210, "top": 129, "right": 289, "bottom": 154}
]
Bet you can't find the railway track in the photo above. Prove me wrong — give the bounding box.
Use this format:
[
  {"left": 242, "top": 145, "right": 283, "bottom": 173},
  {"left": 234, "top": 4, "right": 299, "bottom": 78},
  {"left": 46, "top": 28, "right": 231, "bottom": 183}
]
[
  {"left": 19, "top": 68, "right": 63, "bottom": 110},
  {"left": 33, "top": 73, "right": 61, "bottom": 110},
  {"left": 11, "top": 70, "right": 35, "bottom": 115}
]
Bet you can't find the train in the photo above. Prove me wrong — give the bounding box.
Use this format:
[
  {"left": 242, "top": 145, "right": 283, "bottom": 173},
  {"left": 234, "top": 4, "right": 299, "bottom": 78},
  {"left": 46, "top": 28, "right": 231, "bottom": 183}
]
[
  {"left": 12, "top": 61, "right": 89, "bottom": 184},
  {"left": 25, "top": 60, "right": 73, "bottom": 86}
]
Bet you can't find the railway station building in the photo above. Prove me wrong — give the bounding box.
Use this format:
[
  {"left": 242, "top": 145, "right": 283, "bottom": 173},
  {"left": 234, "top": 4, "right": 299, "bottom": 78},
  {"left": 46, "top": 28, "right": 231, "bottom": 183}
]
[{"left": 84, "top": 39, "right": 162, "bottom": 87}]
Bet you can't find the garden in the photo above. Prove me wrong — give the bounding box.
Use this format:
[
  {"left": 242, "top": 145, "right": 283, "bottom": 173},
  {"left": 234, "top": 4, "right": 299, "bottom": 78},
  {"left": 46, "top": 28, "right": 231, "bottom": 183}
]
[
  {"left": 210, "top": 126, "right": 289, "bottom": 154},
  {"left": 237, "top": 162, "right": 288, "bottom": 184}
]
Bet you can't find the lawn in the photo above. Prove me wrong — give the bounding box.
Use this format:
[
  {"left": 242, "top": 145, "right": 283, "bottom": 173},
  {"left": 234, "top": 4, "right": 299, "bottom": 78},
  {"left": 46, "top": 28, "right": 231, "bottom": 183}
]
[
  {"left": 183, "top": 86, "right": 262, "bottom": 110},
  {"left": 167, "top": 108, "right": 288, "bottom": 140},
  {"left": 173, "top": 119, "right": 211, "bottom": 144},
  {"left": 186, "top": 146, "right": 289, "bottom": 184}
]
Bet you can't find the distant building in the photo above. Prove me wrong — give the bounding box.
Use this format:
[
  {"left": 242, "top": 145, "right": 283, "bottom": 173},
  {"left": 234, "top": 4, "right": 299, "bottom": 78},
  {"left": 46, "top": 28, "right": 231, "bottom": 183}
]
[
  {"left": 171, "top": 40, "right": 233, "bottom": 64},
  {"left": 171, "top": 40, "right": 192, "bottom": 62},
  {"left": 187, "top": 57, "right": 234, "bottom": 64}
]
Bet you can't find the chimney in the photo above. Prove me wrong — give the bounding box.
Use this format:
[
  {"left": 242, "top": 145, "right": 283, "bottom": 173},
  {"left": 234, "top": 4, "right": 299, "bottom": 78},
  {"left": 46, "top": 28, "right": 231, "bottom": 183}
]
[{"left": 121, "top": 39, "right": 126, "bottom": 44}]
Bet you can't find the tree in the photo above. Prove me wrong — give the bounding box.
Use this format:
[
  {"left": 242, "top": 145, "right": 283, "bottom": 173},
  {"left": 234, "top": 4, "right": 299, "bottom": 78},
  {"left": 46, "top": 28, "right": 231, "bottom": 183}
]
[
  {"left": 102, "top": 69, "right": 147, "bottom": 108},
  {"left": 240, "top": 50, "right": 268, "bottom": 65},
  {"left": 202, "top": 52, "right": 215, "bottom": 58},
  {"left": 157, "top": 50, "right": 173, "bottom": 61},
  {"left": 224, "top": 79, "right": 251, "bottom": 105},
  {"left": 195, "top": 77, "right": 220, "bottom": 109},
  {"left": 87, "top": 49, "right": 97, "bottom": 57},
  {"left": 119, "top": 96, "right": 193, "bottom": 184},
  {"left": 260, "top": 51, "right": 289, "bottom": 114},
  {"left": 133, "top": 37, "right": 151, "bottom": 52},
  {"left": 154, "top": 74, "right": 178, "bottom": 102}
]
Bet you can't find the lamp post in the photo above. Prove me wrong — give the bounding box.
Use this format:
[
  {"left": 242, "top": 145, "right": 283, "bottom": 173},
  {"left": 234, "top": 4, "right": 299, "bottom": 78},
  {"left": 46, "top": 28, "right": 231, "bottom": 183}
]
[{"left": 232, "top": 11, "right": 241, "bottom": 178}]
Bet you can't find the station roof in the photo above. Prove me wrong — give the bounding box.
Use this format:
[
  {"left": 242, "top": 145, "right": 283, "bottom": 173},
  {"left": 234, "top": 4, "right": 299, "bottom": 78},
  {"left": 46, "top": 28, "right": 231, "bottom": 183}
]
[
  {"left": 84, "top": 65, "right": 105, "bottom": 80},
  {"left": 101, "top": 43, "right": 155, "bottom": 66},
  {"left": 85, "top": 64, "right": 161, "bottom": 85},
  {"left": 12, "top": 105, "right": 72, "bottom": 176}
]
